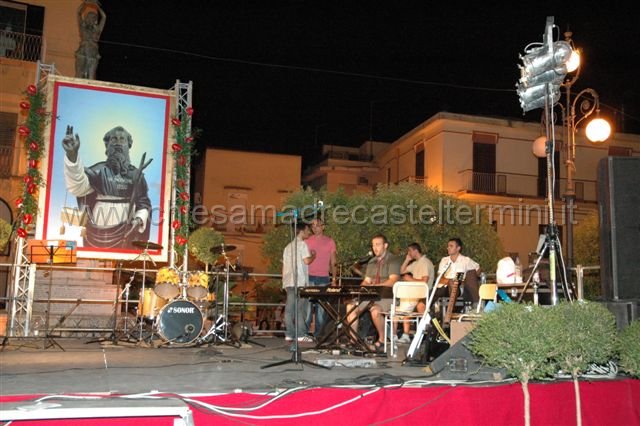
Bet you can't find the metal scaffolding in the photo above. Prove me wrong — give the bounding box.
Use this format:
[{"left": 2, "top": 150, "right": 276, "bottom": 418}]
[{"left": 7, "top": 62, "right": 57, "bottom": 337}]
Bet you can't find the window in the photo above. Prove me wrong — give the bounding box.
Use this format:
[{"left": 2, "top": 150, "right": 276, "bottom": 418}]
[
  {"left": 575, "top": 181, "right": 584, "bottom": 201},
  {"left": 415, "top": 144, "right": 425, "bottom": 178},
  {"left": 473, "top": 142, "right": 496, "bottom": 193},
  {"left": 608, "top": 146, "right": 632, "bottom": 157},
  {"left": 0, "top": 112, "right": 17, "bottom": 178}
]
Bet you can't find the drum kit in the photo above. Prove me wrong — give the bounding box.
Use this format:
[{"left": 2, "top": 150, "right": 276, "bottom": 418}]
[{"left": 116, "top": 240, "right": 240, "bottom": 346}]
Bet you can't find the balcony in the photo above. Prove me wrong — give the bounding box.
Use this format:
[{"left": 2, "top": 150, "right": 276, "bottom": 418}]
[
  {"left": 0, "top": 29, "right": 43, "bottom": 63},
  {"left": 459, "top": 170, "right": 595, "bottom": 201},
  {"left": 399, "top": 176, "right": 426, "bottom": 185}
]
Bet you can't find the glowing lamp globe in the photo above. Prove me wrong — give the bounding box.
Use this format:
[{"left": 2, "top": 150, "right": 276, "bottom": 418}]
[
  {"left": 532, "top": 136, "right": 547, "bottom": 158},
  {"left": 586, "top": 118, "right": 611, "bottom": 142},
  {"left": 566, "top": 50, "right": 581, "bottom": 73}
]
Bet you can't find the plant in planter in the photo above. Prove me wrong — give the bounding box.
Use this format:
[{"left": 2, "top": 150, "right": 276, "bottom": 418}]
[
  {"left": 188, "top": 227, "right": 224, "bottom": 267},
  {"left": 468, "top": 303, "right": 564, "bottom": 426},
  {"left": 550, "top": 301, "right": 617, "bottom": 426},
  {"left": 617, "top": 319, "right": 640, "bottom": 378}
]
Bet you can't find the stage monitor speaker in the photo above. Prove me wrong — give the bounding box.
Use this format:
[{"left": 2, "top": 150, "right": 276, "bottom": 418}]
[
  {"left": 425, "top": 335, "right": 507, "bottom": 382},
  {"left": 597, "top": 157, "right": 640, "bottom": 300}
]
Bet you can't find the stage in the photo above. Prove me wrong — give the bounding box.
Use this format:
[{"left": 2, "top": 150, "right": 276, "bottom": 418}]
[{"left": 1, "top": 336, "right": 638, "bottom": 425}]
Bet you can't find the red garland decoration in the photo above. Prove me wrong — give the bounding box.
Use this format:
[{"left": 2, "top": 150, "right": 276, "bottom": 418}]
[
  {"left": 171, "top": 105, "right": 200, "bottom": 257},
  {"left": 14, "top": 83, "right": 48, "bottom": 240}
]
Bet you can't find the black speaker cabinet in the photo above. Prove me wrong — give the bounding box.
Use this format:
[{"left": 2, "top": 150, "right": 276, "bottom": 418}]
[
  {"left": 597, "top": 157, "right": 640, "bottom": 300},
  {"left": 426, "top": 335, "right": 507, "bottom": 381}
]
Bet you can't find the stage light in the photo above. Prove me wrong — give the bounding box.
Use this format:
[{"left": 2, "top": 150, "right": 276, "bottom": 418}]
[
  {"left": 585, "top": 117, "right": 611, "bottom": 142},
  {"left": 516, "top": 17, "right": 577, "bottom": 112}
]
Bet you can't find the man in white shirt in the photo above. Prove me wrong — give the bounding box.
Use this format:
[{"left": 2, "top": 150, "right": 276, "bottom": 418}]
[
  {"left": 436, "top": 237, "right": 481, "bottom": 305},
  {"left": 282, "top": 222, "right": 316, "bottom": 343}
]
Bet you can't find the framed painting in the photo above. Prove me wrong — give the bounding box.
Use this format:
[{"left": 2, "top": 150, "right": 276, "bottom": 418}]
[{"left": 35, "top": 76, "right": 174, "bottom": 262}]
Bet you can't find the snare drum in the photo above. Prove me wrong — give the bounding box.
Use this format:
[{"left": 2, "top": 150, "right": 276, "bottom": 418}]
[
  {"left": 155, "top": 266, "right": 180, "bottom": 299},
  {"left": 138, "top": 288, "right": 167, "bottom": 320},
  {"left": 187, "top": 271, "right": 209, "bottom": 300},
  {"left": 156, "top": 299, "right": 203, "bottom": 344}
]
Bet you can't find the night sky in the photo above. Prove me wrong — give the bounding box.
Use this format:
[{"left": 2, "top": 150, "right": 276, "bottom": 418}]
[{"left": 97, "top": 2, "right": 639, "bottom": 168}]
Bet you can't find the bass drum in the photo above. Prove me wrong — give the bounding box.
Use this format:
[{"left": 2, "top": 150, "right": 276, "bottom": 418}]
[{"left": 156, "top": 300, "right": 203, "bottom": 344}]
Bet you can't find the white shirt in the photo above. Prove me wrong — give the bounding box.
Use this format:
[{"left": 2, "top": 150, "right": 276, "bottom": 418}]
[
  {"left": 282, "top": 236, "right": 311, "bottom": 288},
  {"left": 438, "top": 254, "right": 479, "bottom": 280},
  {"left": 406, "top": 255, "right": 435, "bottom": 288}
]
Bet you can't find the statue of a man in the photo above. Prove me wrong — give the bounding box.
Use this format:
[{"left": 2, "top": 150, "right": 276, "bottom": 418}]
[{"left": 75, "top": 0, "right": 106, "bottom": 80}]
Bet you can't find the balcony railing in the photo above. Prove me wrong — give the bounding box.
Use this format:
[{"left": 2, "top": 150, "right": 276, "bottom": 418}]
[
  {"left": 0, "top": 30, "right": 43, "bottom": 63},
  {"left": 459, "top": 170, "right": 595, "bottom": 201},
  {"left": 399, "top": 176, "right": 426, "bottom": 185},
  {"left": 0, "top": 145, "right": 13, "bottom": 178}
]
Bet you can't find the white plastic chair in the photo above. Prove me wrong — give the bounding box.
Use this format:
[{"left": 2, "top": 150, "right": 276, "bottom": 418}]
[{"left": 383, "top": 281, "right": 429, "bottom": 357}]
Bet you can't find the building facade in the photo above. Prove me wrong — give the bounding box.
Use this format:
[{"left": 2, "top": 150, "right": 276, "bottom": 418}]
[
  {"left": 303, "top": 112, "right": 639, "bottom": 270},
  {"left": 193, "top": 148, "right": 302, "bottom": 273}
]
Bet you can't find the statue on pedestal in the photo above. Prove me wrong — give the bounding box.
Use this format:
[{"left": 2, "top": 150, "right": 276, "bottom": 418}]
[{"left": 75, "top": 0, "right": 106, "bottom": 80}]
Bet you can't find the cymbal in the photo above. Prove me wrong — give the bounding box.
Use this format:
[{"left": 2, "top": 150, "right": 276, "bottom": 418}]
[
  {"left": 210, "top": 244, "right": 237, "bottom": 254},
  {"left": 132, "top": 240, "right": 163, "bottom": 250}
]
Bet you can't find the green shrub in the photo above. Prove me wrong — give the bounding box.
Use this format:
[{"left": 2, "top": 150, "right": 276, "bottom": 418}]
[{"left": 618, "top": 320, "right": 640, "bottom": 378}]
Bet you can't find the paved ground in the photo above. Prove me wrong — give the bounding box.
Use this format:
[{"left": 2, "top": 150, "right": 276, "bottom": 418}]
[{"left": 0, "top": 335, "right": 445, "bottom": 396}]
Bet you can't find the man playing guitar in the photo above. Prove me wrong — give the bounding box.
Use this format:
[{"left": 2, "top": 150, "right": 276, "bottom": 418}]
[{"left": 435, "top": 238, "right": 481, "bottom": 320}]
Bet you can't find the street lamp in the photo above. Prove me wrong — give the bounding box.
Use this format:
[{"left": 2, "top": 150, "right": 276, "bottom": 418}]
[{"left": 558, "top": 30, "right": 612, "bottom": 271}]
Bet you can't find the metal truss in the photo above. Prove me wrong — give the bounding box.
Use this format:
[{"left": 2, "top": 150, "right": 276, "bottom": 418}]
[
  {"left": 168, "top": 80, "right": 193, "bottom": 270},
  {"left": 7, "top": 62, "right": 56, "bottom": 337}
]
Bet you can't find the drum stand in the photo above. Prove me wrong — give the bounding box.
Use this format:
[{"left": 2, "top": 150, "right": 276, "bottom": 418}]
[
  {"left": 131, "top": 247, "right": 156, "bottom": 343},
  {"left": 86, "top": 264, "right": 138, "bottom": 345},
  {"left": 194, "top": 248, "right": 239, "bottom": 348}
]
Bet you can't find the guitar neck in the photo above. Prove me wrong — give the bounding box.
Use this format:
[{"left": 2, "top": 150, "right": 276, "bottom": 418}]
[{"left": 444, "top": 273, "right": 465, "bottom": 325}]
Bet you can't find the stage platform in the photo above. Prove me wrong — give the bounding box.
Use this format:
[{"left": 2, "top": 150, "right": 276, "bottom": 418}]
[
  {"left": 1, "top": 337, "right": 638, "bottom": 425},
  {"left": 1, "top": 335, "right": 446, "bottom": 395}
]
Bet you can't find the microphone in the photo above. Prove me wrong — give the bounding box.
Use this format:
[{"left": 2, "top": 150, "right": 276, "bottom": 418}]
[{"left": 354, "top": 251, "right": 373, "bottom": 264}]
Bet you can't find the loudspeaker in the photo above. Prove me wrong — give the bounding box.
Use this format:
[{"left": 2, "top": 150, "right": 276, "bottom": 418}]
[
  {"left": 597, "top": 157, "right": 640, "bottom": 300},
  {"left": 425, "top": 335, "right": 507, "bottom": 381}
]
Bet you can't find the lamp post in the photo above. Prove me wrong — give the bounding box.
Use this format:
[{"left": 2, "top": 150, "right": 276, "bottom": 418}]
[{"left": 559, "top": 30, "right": 611, "bottom": 271}]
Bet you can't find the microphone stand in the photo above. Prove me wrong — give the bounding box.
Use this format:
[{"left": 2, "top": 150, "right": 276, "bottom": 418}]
[{"left": 262, "top": 210, "right": 327, "bottom": 370}]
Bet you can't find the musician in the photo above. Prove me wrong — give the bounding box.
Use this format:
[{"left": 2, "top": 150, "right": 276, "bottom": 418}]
[
  {"left": 347, "top": 234, "right": 401, "bottom": 354},
  {"left": 305, "top": 218, "right": 337, "bottom": 336},
  {"left": 395, "top": 242, "right": 434, "bottom": 343},
  {"left": 436, "top": 237, "right": 481, "bottom": 304},
  {"left": 282, "top": 222, "right": 316, "bottom": 343}
]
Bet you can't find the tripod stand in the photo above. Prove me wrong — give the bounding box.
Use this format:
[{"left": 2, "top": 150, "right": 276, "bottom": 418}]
[
  {"left": 86, "top": 263, "right": 138, "bottom": 345},
  {"left": 41, "top": 244, "right": 64, "bottom": 351},
  {"left": 130, "top": 241, "right": 157, "bottom": 343},
  {"left": 518, "top": 224, "right": 574, "bottom": 304},
  {"left": 232, "top": 291, "right": 264, "bottom": 347},
  {"left": 194, "top": 245, "right": 240, "bottom": 348},
  {"left": 262, "top": 216, "right": 326, "bottom": 370}
]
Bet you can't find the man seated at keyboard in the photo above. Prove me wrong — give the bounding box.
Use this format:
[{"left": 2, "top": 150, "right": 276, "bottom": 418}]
[{"left": 346, "top": 234, "right": 401, "bottom": 354}]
